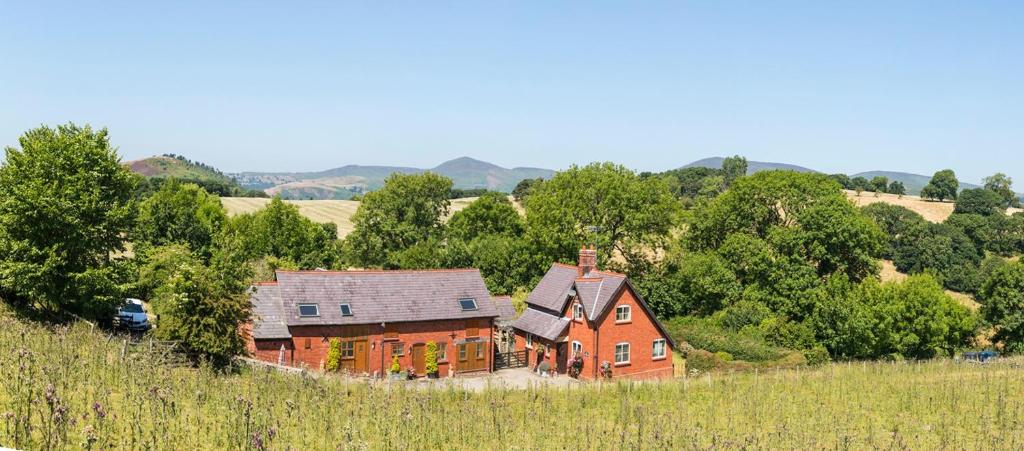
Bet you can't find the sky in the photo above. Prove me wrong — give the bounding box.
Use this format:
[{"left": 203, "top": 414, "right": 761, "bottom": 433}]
[{"left": 1, "top": 1, "right": 1021, "bottom": 184}]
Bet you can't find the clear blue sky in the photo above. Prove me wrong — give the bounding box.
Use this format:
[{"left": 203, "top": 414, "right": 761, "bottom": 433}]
[{"left": 1, "top": 1, "right": 1021, "bottom": 184}]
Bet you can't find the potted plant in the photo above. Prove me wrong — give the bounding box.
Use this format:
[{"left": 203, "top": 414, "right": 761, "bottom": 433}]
[
  {"left": 388, "top": 355, "right": 403, "bottom": 380},
  {"left": 425, "top": 341, "right": 440, "bottom": 379},
  {"left": 567, "top": 354, "right": 584, "bottom": 379},
  {"left": 406, "top": 366, "right": 416, "bottom": 380},
  {"left": 600, "top": 360, "right": 613, "bottom": 379},
  {"left": 538, "top": 361, "right": 551, "bottom": 377}
]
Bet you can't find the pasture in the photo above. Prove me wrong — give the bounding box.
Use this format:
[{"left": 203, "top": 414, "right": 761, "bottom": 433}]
[
  {"left": 845, "top": 190, "right": 1023, "bottom": 223},
  {"left": 2, "top": 312, "right": 1023, "bottom": 450},
  {"left": 220, "top": 197, "right": 481, "bottom": 238}
]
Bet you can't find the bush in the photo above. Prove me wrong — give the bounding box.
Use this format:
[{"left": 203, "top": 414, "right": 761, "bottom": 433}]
[
  {"left": 425, "top": 341, "right": 439, "bottom": 375},
  {"left": 717, "top": 300, "right": 772, "bottom": 331},
  {"left": 389, "top": 355, "right": 401, "bottom": 374},
  {"left": 954, "top": 188, "right": 1004, "bottom": 216},
  {"left": 714, "top": 351, "right": 733, "bottom": 362},
  {"left": 803, "top": 346, "right": 831, "bottom": 366},
  {"left": 666, "top": 317, "right": 789, "bottom": 362},
  {"left": 325, "top": 338, "right": 341, "bottom": 372}
]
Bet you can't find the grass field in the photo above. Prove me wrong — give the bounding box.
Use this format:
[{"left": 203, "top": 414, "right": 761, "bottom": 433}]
[
  {"left": 220, "top": 197, "right": 481, "bottom": 238},
  {"left": 3, "top": 312, "right": 1024, "bottom": 449},
  {"left": 846, "top": 190, "right": 1023, "bottom": 223}
]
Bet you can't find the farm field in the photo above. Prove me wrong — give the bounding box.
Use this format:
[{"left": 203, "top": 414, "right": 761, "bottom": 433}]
[
  {"left": 3, "top": 312, "right": 1024, "bottom": 450},
  {"left": 220, "top": 197, "right": 481, "bottom": 238},
  {"left": 845, "top": 190, "right": 1023, "bottom": 223}
]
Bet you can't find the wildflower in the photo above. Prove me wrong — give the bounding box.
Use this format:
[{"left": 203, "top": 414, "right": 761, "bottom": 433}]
[{"left": 92, "top": 402, "right": 107, "bottom": 419}]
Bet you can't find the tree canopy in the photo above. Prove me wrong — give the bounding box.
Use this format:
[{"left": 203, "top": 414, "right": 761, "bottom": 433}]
[
  {"left": 921, "top": 169, "right": 959, "bottom": 201},
  {"left": 135, "top": 179, "right": 228, "bottom": 258},
  {"left": 0, "top": 124, "right": 138, "bottom": 316}
]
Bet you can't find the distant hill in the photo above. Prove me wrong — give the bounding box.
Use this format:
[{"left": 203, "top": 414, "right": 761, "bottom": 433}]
[
  {"left": 683, "top": 157, "right": 818, "bottom": 174},
  {"left": 233, "top": 157, "right": 555, "bottom": 200},
  {"left": 128, "top": 154, "right": 236, "bottom": 182},
  {"left": 126, "top": 155, "right": 266, "bottom": 197}
]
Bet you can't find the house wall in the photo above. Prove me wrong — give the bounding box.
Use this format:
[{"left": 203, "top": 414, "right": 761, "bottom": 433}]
[
  {"left": 246, "top": 318, "right": 494, "bottom": 377},
  {"left": 593, "top": 286, "right": 674, "bottom": 380}
]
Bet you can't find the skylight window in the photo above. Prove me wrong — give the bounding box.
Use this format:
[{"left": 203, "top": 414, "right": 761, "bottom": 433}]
[
  {"left": 339, "top": 303, "right": 353, "bottom": 316},
  {"left": 297, "top": 304, "right": 320, "bottom": 317},
  {"left": 459, "top": 298, "right": 478, "bottom": 311}
]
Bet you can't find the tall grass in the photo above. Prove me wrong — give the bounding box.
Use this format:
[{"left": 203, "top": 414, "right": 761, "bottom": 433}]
[{"left": 2, "top": 314, "right": 1024, "bottom": 449}]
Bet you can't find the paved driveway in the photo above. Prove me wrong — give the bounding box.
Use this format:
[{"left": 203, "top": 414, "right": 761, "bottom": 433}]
[{"left": 408, "top": 367, "right": 581, "bottom": 392}]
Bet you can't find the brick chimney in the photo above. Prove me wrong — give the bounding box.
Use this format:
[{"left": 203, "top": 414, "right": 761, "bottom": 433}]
[{"left": 578, "top": 245, "right": 597, "bottom": 277}]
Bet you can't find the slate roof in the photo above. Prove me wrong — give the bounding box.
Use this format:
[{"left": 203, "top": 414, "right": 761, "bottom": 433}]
[
  {"left": 524, "top": 264, "right": 578, "bottom": 311},
  {"left": 250, "top": 283, "right": 291, "bottom": 339},
  {"left": 493, "top": 296, "right": 518, "bottom": 323},
  {"left": 512, "top": 308, "right": 569, "bottom": 341},
  {"left": 250, "top": 269, "right": 497, "bottom": 331},
  {"left": 576, "top": 272, "right": 627, "bottom": 321}
]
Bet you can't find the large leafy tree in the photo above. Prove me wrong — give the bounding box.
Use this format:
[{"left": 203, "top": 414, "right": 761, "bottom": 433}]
[
  {"left": 345, "top": 173, "right": 452, "bottom": 268},
  {"left": 688, "top": 171, "right": 883, "bottom": 281},
  {"left": 861, "top": 203, "right": 927, "bottom": 259},
  {"left": 869, "top": 176, "right": 889, "bottom": 194},
  {"left": 447, "top": 192, "right": 524, "bottom": 242},
  {"left": 983, "top": 173, "right": 1020, "bottom": 208},
  {"left": 980, "top": 261, "right": 1024, "bottom": 353},
  {"left": 721, "top": 155, "right": 748, "bottom": 187},
  {"left": 921, "top": 169, "right": 959, "bottom": 201},
  {"left": 893, "top": 222, "right": 983, "bottom": 293},
  {"left": 887, "top": 181, "right": 907, "bottom": 197},
  {"left": 0, "top": 124, "right": 137, "bottom": 316},
  {"left": 224, "top": 197, "right": 341, "bottom": 270},
  {"left": 524, "top": 162, "right": 681, "bottom": 270},
  {"left": 141, "top": 243, "right": 252, "bottom": 364},
  {"left": 866, "top": 275, "right": 975, "bottom": 359},
  {"left": 135, "top": 179, "right": 228, "bottom": 258},
  {"left": 954, "top": 188, "right": 1004, "bottom": 216}
]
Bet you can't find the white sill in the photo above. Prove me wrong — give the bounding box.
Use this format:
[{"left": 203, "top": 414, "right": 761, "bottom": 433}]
[
  {"left": 614, "top": 361, "right": 630, "bottom": 367},
  {"left": 615, "top": 320, "right": 632, "bottom": 325},
  {"left": 652, "top": 356, "right": 667, "bottom": 361}
]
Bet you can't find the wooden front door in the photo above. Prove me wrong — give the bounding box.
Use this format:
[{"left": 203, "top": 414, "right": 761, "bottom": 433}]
[
  {"left": 556, "top": 342, "right": 568, "bottom": 374},
  {"left": 353, "top": 340, "right": 368, "bottom": 373},
  {"left": 411, "top": 343, "right": 426, "bottom": 375},
  {"left": 457, "top": 341, "right": 488, "bottom": 372}
]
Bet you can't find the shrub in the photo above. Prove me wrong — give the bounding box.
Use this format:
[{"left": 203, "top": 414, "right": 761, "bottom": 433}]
[
  {"left": 389, "top": 355, "right": 400, "bottom": 374},
  {"left": 715, "top": 351, "right": 734, "bottom": 362},
  {"left": 717, "top": 300, "right": 772, "bottom": 331},
  {"left": 666, "top": 317, "right": 789, "bottom": 362},
  {"left": 325, "top": 338, "right": 341, "bottom": 372},
  {"left": 425, "top": 341, "right": 439, "bottom": 375},
  {"left": 803, "top": 346, "right": 831, "bottom": 366}
]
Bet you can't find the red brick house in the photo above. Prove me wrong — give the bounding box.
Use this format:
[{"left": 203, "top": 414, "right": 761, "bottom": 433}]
[
  {"left": 512, "top": 247, "right": 676, "bottom": 380},
  {"left": 244, "top": 269, "right": 502, "bottom": 377}
]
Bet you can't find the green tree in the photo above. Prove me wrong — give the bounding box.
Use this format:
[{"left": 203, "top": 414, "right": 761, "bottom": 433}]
[
  {"left": 954, "top": 188, "right": 1004, "bottom": 216},
  {"left": 448, "top": 192, "right": 524, "bottom": 242},
  {"left": 638, "top": 251, "right": 741, "bottom": 318},
  {"left": 345, "top": 173, "right": 452, "bottom": 267},
  {"left": 869, "top": 176, "right": 889, "bottom": 194},
  {"left": 887, "top": 181, "right": 907, "bottom": 197},
  {"left": 721, "top": 155, "right": 748, "bottom": 187},
  {"left": 0, "top": 124, "right": 138, "bottom": 317},
  {"left": 828, "top": 174, "right": 852, "bottom": 190},
  {"left": 980, "top": 261, "right": 1024, "bottom": 353},
  {"left": 224, "top": 197, "right": 341, "bottom": 270},
  {"left": 922, "top": 169, "right": 959, "bottom": 201},
  {"left": 143, "top": 244, "right": 253, "bottom": 363},
  {"left": 135, "top": 179, "right": 227, "bottom": 258},
  {"left": 524, "top": 162, "right": 681, "bottom": 271},
  {"left": 983, "top": 173, "right": 1020, "bottom": 208},
  {"left": 688, "top": 171, "right": 882, "bottom": 281},
  {"left": 866, "top": 274, "right": 976, "bottom": 359},
  {"left": 893, "top": 223, "right": 983, "bottom": 293},
  {"left": 861, "top": 203, "right": 927, "bottom": 259},
  {"left": 511, "top": 178, "right": 543, "bottom": 203},
  {"left": 850, "top": 176, "right": 870, "bottom": 196}
]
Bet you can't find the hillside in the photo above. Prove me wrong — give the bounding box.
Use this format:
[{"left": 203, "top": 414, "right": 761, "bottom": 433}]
[
  {"left": 128, "top": 154, "right": 235, "bottom": 182},
  {"left": 683, "top": 157, "right": 818, "bottom": 174},
  {"left": 233, "top": 157, "right": 555, "bottom": 200},
  {"left": 846, "top": 190, "right": 1023, "bottom": 223},
  {"left": 220, "top": 196, "right": 483, "bottom": 238}
]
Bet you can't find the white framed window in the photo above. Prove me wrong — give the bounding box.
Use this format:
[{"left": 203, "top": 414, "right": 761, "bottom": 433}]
[
  {"left": 437, "top": 342, "right": 447, "bottom": 361},
  {"left": 525, "top": 333, "right": 533, "bottom": 349},
  {"left": 339, "top": 303, "right": 353, "bottom": 316},
  {"left": 652, "top": 339, "right": 667, "bottom": 359},
  {"left": 614, "top": 343, "right": 630, "bottom": 364},
  {"left": 297, "top": 304, "right": 320, "bottom": 317},
  {"left": 391, "top": 342, "right": 405, "bottom": 356},
  {"left": 572, "top": 341, "right": 583, "bottom": 356},
  {"left": 615, "top": 305, "right": 631, "bottom": 322},
  {"left": 572, "top": 303, "right": 584, "bottom": 320}
]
